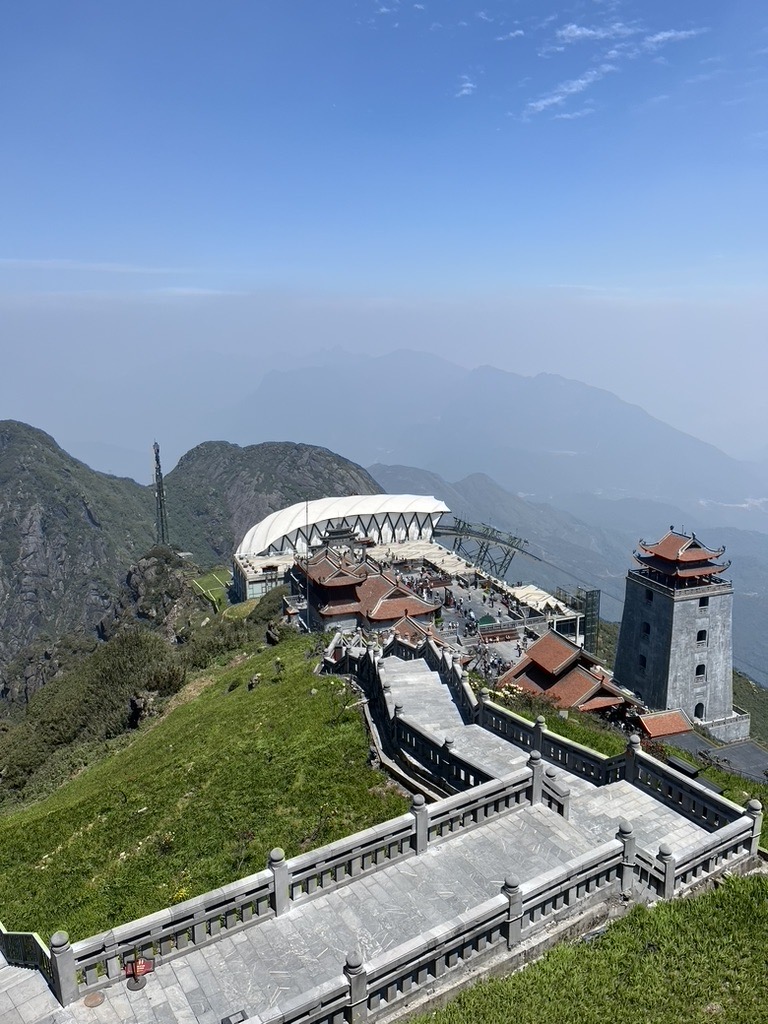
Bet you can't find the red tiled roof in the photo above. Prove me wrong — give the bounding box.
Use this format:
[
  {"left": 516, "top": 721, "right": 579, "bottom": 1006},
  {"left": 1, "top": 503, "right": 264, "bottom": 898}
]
[
  {"left": 634, "top": 554, "right": 728, "bottom": 578},
  {"left": 637, "top": 531, "right": 724, "bottom": 564},
  {"left": 369, "top": 597, "right": 434, "bottom": 621},
  {"left": 547, "top": 665, "right": 600, "bottom": 709},
  {"left": 526, "top": 632, "right": 582, "bottom": 676},
  {"left": 639, "top": 710, "right": 692, "bottom": 738},
  {"left": 579, "top": 695, "right": 624, "bottom": 712}
]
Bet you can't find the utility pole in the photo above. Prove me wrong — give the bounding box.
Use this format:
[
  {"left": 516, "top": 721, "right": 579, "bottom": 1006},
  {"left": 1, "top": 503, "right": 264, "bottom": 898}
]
[{"left": 153, "top": 441, "right": 170, "bottom": 547}]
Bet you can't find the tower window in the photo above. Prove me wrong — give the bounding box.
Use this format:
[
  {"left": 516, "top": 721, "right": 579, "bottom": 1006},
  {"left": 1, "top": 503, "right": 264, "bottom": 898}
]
[
  {"left": 699, "top": 596, "right": 709, "bottom": 608},
  {"left": 638, "top": 654, "right": 647, "bottom": 673},
  {"left": 694, "top": 701, "right": 705, "bottom": 719},
  {"left": 645, "top": 589, "right": 654, "bottom": 603},
  {"left": 642, "top": 621, "right": 651, "bottom": 636},
  {"left": 697, "top": 629, "right": 707, "bottom": 644},
  {"left": 695, "top": 664, "right": 706, "bottom": 677}
]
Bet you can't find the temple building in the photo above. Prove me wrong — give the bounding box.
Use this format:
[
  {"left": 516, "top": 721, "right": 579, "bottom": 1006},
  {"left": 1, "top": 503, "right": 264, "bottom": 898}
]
[
  {"left": 293, "top": 546, "right": 441, "bottom": 633},
  {"left": 496, "top": 631, "right": 642, "bottom": 720},
  {"left": 613, "top": 529, "right": 750, "bottom": 742}
]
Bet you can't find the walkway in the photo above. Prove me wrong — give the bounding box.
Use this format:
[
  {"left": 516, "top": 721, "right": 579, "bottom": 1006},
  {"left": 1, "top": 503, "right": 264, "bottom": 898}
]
[{"left": 45, "top": 652, "right": 714, "bottom": 1024}]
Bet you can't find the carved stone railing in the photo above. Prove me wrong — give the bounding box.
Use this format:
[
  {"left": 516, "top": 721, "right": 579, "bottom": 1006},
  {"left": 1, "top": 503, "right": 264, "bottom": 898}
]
[
  {"left": 635, "top": 799, "right": 762, "bottom": 899},
  {"left": 625, "top": 735, "right": 748, "bottom": 831},
  {"left": 394, "top": 712, "right": 495, "bottom": 790},
  {"left": 426, "top": 767, "right": 532, "bottom": 842},
  {"left": 41, "top": 768, "right": 538, "bottom": 1003},
  {"left": 477, "top": 691, "right": 626, "bottom": 784},
  {"left": 246, "top": 834, "right": 628, "bottom": 1024}
]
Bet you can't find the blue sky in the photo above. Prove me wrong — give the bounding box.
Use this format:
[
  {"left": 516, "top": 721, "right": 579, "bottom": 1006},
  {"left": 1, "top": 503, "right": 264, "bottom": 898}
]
[{"left": 2, "top": 1, "right": 767, "bottom": 477}]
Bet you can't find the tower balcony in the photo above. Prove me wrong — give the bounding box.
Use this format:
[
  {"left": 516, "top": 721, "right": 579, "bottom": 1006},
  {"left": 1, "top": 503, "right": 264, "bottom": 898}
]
[{"left": 628, "top": 568, "right": 733, "bottom": 599}]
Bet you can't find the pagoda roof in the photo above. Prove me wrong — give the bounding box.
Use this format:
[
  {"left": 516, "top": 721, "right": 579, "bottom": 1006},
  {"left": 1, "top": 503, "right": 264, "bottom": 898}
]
[
  {"left": 637, "top": 531, "right": 725, "bottom": 563},
  {"left": 634, "top": 530, "right": 730, "bottom": 578}
]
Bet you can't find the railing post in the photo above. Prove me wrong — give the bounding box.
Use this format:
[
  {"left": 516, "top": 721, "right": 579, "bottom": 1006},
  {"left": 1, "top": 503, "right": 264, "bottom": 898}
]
[
  {"left": 626, "top": 734, "right": 642, "bottom": 783},
  {"left": 102, "top": 929, "right": 121, "bottom": 981},
  {"left": 527, "top": 750, "right": 543, "bottom": 804},
  {"left": 616, "top": 820, "right": 636, "bottom": 894},
  {"left": 49, "top": 931, "right": 78, "bottom": 1007},
  {"left": 365, "top": 642, "right": 376, "bottom": 685},
  {"left": 544, "top": 767, "right": 571, "bottom": 819},
  {"left": 747, "top": 800, "right": 763, "bottom": 856},
  {"left": 344, "top": 950, "right": 369, "bottom": 1024},
  {"left": 268, "top": 848, "right": 289, "bottom": 917},
  {"left": 411, "top": 793, "right": 429, "bottom": 854},
  {"left": 441, "top": 737, "right": 455, "bottom": 785},
  {"left": 392, "top": 702, "right": 403, "bottom": 744},
  {"left": 534, "top": 715, "right": 546, "bottom": 753},
  {"left": 501, "top": 875, "right": 523, "bottom": 948},
  {"left": 478, "top": 687, "right": 490, "bottom": 727},
  {"left": 658, "top": 842, "right": 676, "bottom": 899}
]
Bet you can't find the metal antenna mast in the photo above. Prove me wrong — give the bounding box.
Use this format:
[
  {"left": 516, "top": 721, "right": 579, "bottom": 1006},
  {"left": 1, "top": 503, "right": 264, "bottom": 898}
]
[{"left": 153, "top": 441, "right": 170, "bottom": 546}]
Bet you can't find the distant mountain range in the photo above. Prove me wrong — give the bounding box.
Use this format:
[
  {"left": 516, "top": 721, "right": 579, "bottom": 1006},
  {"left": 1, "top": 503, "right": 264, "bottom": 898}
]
[
  {"left": 3, "top": 375, "right": 767, "bottom": 706},
  {"left": 223, "top": 350, "right": 768, "bottom": 534}
]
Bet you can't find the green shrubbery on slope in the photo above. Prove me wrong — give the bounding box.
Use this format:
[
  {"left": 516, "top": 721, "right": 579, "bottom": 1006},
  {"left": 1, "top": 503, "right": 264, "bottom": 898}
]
[{"left": 0, "top": 630, "right": 407, "bottom": 940}]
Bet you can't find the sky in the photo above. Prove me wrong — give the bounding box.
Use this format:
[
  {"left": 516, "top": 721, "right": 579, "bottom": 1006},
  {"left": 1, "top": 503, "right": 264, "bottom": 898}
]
[{"left": 2, "top": 0, "right": 767, "bottom": 480}]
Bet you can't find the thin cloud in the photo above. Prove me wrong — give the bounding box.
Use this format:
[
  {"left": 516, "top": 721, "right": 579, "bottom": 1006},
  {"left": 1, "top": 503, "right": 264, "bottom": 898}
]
[
  {"left": 554, "top": 107, "right": 595, "bottom": 120},
  {"left": 643, "top": 28, "right": 708, "bottom": 50},
  {"left": 496, "top": 30, "right": 524, "bottom": 42},
  {"left": 455, "top": 74, "right": 476, "bottom": 97},
  {"left": 557, "top": 22, "right": 638, "bottom": 43},
  {"left": 526, "top": 64, "right": 617, "bottom": 115}
]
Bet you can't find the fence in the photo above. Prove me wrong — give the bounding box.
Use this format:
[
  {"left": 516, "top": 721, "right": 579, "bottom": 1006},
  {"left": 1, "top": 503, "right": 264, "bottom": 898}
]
[
  {"left": 13, "top": 766, "right": 538, "bottom": 1004},
  {"left": 246, "top": 836, "right": 627, "bottom": 1024},
  {"left": 477, "top": 691, "right": 625, "bottom": 784}
]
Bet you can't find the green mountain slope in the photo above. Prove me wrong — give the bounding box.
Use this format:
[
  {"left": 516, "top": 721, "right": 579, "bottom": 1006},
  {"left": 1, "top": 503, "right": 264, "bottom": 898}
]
[
  {"left": 0, "top": 631, "right": 407, "bottom": 940},
  {"left": 0, "top": 423, "right": 383, "bottom": 707}
]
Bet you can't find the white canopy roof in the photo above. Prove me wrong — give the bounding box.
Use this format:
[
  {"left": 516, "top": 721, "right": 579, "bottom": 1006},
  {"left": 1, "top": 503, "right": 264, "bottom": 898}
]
[{"left": 236, "top": 494, "right": 450, "bottom": 557}]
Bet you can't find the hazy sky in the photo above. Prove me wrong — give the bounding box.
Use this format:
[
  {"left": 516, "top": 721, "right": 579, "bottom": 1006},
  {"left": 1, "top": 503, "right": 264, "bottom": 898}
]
[{"left": 2, "top": 1, "right": 767, "bottom": 479}]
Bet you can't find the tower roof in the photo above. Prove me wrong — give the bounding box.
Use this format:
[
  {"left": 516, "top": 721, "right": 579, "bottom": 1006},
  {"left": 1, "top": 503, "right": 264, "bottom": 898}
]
[{"left": 634, "top": 530, "right": 730, "bottom": 579}]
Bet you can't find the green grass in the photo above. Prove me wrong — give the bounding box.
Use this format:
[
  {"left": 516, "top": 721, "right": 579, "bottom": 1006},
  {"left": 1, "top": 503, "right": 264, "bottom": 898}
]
[
  {"left": 732, "top": 670, "right": 768, "bottom": 749},
  {"left": 0, "top": 634, "right": 407, "bottom": 941},
  {"left": 412, "top": 874, "right": 768, "bottom": 1024},
  {"left": 191, "top": 565, "right": 231, "bottom": 613}
]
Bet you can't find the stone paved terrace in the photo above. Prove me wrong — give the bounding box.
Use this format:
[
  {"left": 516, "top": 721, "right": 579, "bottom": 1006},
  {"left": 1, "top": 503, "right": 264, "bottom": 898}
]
[{"left": 41, "top": 654, "right": 722, "bottom": 1024}]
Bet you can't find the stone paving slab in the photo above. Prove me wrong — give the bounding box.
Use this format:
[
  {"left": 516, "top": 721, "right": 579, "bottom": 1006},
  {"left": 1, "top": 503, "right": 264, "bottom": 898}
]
[
  {"left": 66, "top": 803, "right": 598, "bottom": 1024},
  {"left": 567, "top": 779, "right": 709, "bottom": 854}
]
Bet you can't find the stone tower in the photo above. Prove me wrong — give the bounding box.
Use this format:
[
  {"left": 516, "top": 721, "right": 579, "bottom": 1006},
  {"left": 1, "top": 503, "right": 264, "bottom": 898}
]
[{"left": 614, "top": 529, "right": 748, "bottom": 740}]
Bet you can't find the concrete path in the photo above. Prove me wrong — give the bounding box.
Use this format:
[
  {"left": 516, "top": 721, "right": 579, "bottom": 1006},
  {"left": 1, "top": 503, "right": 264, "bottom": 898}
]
[{"left": 62, "top": 654, "right": 709, "bottom": 1024}]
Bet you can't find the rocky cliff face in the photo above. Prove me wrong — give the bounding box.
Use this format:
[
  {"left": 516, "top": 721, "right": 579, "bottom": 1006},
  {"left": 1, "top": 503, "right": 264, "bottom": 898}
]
[
  {"left": 0, "top": 422, "right": 156, "bottom": 704},
  {"left": 0, "top": 423, "right": 383, "bottom": 708},
  {"left": 97, "top": 547, "right": 206, "bottom": 642}
]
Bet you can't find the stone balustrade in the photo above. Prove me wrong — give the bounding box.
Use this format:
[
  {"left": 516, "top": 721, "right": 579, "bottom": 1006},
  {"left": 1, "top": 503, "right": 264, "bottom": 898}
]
[
  {"left": 246, "top": 834, "right": 629, "bottom": 1024},
  {"left": 426, "top": 767, "right": 532, "bottom": 842},
  {"left": 477, "top": 691, "right": 625, "bottom": 783},
  {"left": 26, "top": 768, "right": 540, "bottom": 1003},
  {"left": 625, "top": 735, "right": 747, "bottom": 831},
  {"left": 0, "top": 924, "right": 53, "bottom": 987},
  {"left": 393, "top": 712, "right": 495, "bottom": 790}
]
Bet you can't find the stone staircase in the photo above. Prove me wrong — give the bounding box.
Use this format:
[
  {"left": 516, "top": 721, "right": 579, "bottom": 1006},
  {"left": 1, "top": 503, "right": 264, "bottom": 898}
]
[{"left": 0, "top": 954, "right": 74, "bottom": 1024}]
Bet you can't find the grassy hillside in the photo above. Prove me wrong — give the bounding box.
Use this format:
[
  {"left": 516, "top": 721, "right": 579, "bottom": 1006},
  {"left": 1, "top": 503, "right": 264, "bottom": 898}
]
[
  {"left": 412, "top": 874, "right": 768, "bottom": 1024},
  {"left": 0, "top": 632, "right": 408, "bottom": 940}
]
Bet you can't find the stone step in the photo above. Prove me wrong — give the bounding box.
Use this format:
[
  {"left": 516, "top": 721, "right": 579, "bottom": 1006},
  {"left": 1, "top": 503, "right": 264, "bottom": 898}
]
[{"left": 0, "top": 962, "right": 74, "bottom": 1024}]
